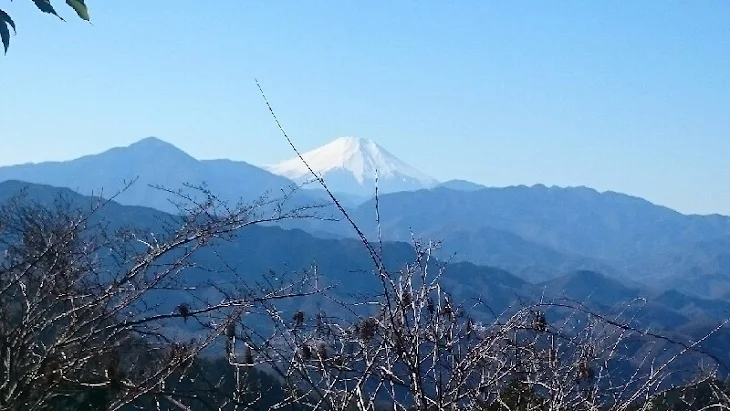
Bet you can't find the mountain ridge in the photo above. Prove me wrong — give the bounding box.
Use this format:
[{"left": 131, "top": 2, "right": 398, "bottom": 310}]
[
  {"left": 3, "top": 180, "right": 729, "bottom": 358},
  {"left": 0, "top": 137, "right": 321, "bottom": 214},
  {"left": 5, "top": 138, "right": 730, "bottom": 297},
  {"left": 285, "top": 184, "right": 730, "bottom": 288}
]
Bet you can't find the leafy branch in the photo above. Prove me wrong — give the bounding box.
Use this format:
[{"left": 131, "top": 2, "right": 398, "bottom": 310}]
[{"left": 1, "top": 0, "right": 89, "bottom": 54}]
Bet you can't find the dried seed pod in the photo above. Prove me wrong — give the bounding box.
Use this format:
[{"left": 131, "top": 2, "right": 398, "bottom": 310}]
[
  {"left": 293, "top": 311, "right": 305, "bottom": 327},
  {"left": 533, "top": 311, "right": 547, "bottom": 332},
  {"left": 225, "top": 323, "right": 236, "bottom": 339},
  {"left": 300, "top": 344, "right": 311, "bottom": 361},
  {"left": 243, "top": 346, "right": 253, "bottom": 365},
  {"left": 169, "top": 342, "right": 192, "bottom": 367},
  {"left": 168, "top": 342, "right": 183, "bottom": 361},
  {"left": 177, "top": 303, "right": 191, "bottom": 323},
  {"left": 579, "top": 360, "right": 594, "bottom": 381},
  {"left": 359, "top": 317, "right": 377, "bottom": 341},
  {"left": 401, "top": 292, "right": 412, "bottom": 307},
  {"left": 316, "top": 341, "right": 328, "bottom": 360},
  {"left": 441, "top": 297, "right": 452, "bottom": 317}
]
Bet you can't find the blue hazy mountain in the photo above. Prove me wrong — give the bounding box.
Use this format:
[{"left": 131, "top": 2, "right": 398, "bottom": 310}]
[
  {"left": 299, "top": 185, "right": 730, "bottom": 284},
  {"left": 350, "top": 185, "right": 730, "bottom": 260},
  {"left": 4, "top": 139, "right": 730, "bottom": 297},
  {"left": 0, "top": 137, "right": 323, "bottom": 214},
  {"left": 4, "top": 180, "right": 730, "bottom": 380},
  {"left": 630, "top": 235, "right": 730, "bottom": 298},
  {"left": 2, "top": 180, "right": 728, "bottom": 333},
  {"left": 436, "top": 179, "right": 486, "bottom": 191}
]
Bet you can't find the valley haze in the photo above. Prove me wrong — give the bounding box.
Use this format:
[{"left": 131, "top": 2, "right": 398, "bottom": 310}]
[{"left": 2, "top": 136, "right": 729, "bottom": 301}]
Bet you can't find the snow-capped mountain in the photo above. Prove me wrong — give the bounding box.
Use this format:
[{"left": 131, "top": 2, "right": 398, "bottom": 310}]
[{"left": 267, "top": 136, "right": 438, "bottom": 196}]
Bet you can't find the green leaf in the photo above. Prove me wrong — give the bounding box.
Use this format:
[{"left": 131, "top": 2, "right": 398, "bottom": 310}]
[
  {"left": 66, "top": 0, "right": 89, "bottom": 21},
  {"left": 0, "top": 9, "right": 16, "bottom": 33},
  {"left": 0, "top": 20, "right": 10, "bottom": 54},
  {"left": 31, "top": 0, "right": 65, "bottom": 21}
]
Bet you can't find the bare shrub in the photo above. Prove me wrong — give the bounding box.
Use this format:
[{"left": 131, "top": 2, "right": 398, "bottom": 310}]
[{"left": 0, "top": 182, "right": 326, "bottom": 410}]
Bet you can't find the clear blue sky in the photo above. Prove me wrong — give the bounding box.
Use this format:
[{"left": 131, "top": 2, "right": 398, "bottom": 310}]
[{"left": 0, "top": 1, "right": 728, "bottom": 214}]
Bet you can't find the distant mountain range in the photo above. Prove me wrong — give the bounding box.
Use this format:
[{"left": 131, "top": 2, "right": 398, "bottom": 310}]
[
  {"left": 436, "top": 179, "right": 487, "bottom": 191},
  {"left": 0, "top": 137, "right": 319, "bottom": 214},
  {"left": 2, "top": 180, "right": 729, "bottom": 373},
  {"left": 266, "top": 136, "right": 438, "bottom": 196},
  {"left": 287, "top": 184, "right": 730, "bottom": 292},
  {"left": 2, "top": 136, "right": 730, "bottom": 299},
  {"left": 348, "top": 184, "right": 730, "bottom": 261}
]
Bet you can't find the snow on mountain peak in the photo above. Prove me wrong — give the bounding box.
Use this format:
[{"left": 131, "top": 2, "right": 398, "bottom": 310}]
[{"left": 267, "top": 136, "right": 438, "bottom": 195}]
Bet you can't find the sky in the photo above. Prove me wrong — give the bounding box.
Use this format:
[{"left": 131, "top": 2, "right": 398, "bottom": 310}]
[{"left": 0, "top": 1, "right": 728, "bottom": 215}]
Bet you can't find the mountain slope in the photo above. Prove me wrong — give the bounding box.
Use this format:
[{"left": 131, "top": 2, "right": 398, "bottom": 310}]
[
  {"left": 346, "top": 185, "right": 730, "bottom": 265},
  {"left": 3, "top": 181, "right": 730, "bottom": 369},
  {"left": 0, "top": 180, "right": 529, "bottom": 320},
  {"left": 631, "top": 235, "right": 730, "bottom": 298},
  {"left": 289, "top": 184, "right": 730, "bottom": 284},
  {"left": 1, "top": 181, "right": 723, "bottom": 321},
  {"left": 432, "top": 226, "right": 621, "bottom": 282},
  {"left": 267, "top": 136, "right": 438, "bottom": 196},
  {"left": 436, "top": 179, "right": 486, "bottom": 191},
  {"left": 0, "top": 137, "right": 319, "bottom": 213}
]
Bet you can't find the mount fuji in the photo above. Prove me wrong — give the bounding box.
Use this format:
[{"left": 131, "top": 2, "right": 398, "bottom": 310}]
[{"left": 266, "top": 136, "right": 438, "bottom": 196}]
